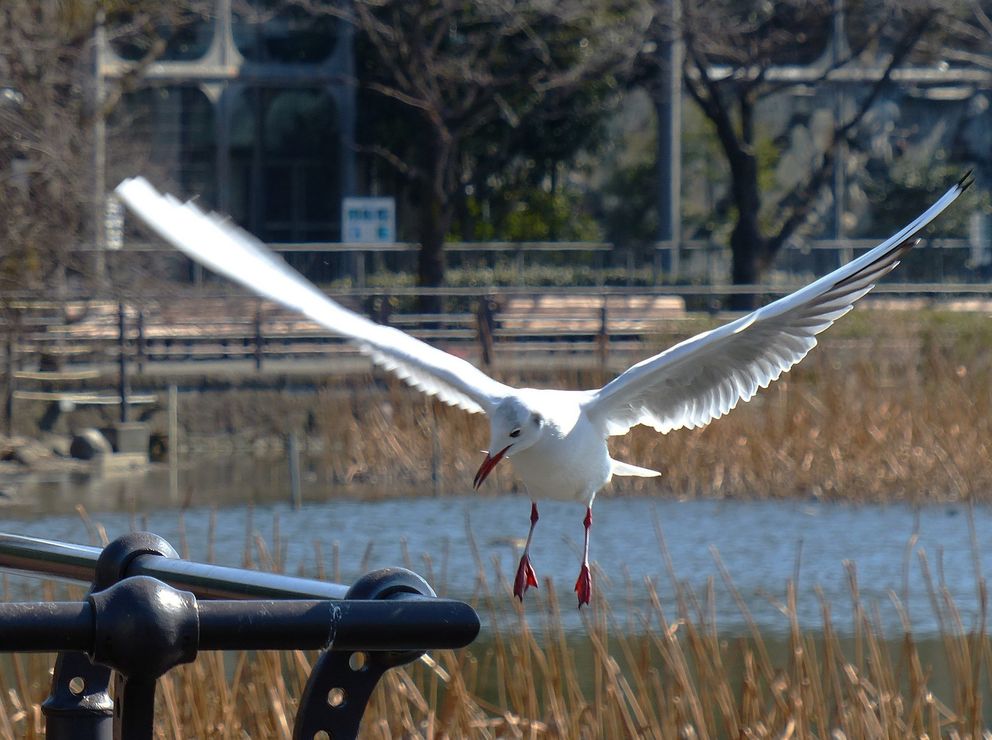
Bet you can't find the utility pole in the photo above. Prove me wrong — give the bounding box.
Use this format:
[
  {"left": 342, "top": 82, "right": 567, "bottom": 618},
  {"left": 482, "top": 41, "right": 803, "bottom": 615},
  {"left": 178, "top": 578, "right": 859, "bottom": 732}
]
[
  {"left": 4, "top": 333, "right": 14, "bottom": 437},
  {"left": 656, "top": 0, "right": 683, "bottom": 281},
  {"left": 831, "top": 0, "right": 850, "bottom": 264},
  {"left": 93, "top": 11, "right": 108, "bottom": 289}
]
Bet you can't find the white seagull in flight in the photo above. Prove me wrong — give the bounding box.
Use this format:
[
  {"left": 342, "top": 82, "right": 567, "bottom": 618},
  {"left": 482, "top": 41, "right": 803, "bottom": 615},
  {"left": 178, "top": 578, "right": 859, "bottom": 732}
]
[{"left": 116, "top": 173, "right": 970, "bottom": 606}]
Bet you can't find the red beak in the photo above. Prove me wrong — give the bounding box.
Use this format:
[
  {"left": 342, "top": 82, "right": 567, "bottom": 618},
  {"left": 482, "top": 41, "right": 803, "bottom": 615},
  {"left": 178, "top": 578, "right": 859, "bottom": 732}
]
[{"left": 474, "top": 445, "right": 511, "bottom": 489}]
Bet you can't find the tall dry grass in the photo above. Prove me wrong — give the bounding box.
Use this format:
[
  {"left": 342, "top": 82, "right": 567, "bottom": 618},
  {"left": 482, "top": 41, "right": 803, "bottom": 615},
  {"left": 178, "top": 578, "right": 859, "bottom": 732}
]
[
  {"left": 0, "top": 521, "right": 989, "bottom": 738},
  {"left": 11, "top": 308, "right": 977, "bottom": 736},
  {"left": 290, "top": 308, "right": 992, "bottom": 503}
]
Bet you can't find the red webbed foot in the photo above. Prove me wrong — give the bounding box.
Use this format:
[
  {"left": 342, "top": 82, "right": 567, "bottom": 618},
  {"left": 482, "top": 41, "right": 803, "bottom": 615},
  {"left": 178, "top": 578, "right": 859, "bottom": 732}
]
[
  {"left": 574, "top": 563, "right": 592, "bottom": 607},
  {"left": 513, "top": 553, "right": 539, "bottom": 600}
]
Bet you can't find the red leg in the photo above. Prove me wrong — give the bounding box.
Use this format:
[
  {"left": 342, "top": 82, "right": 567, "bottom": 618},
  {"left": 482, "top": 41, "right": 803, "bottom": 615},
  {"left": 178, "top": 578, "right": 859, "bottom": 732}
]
[
  {"left": 513, "top": 501, "right": 540, "bottom": 600},
  {"left": 574, "top": 506, "right": 593, "bottom": 607}
]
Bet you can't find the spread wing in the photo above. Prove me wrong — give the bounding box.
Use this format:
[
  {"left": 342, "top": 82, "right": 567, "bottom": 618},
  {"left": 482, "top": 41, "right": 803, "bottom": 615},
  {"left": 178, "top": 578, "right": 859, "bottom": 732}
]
[
  {"left": 583, "top": 173, "right": 972, "bottom": 436},
  {"left": 115, "top": 177, "right": 512, "bottom": 414}
]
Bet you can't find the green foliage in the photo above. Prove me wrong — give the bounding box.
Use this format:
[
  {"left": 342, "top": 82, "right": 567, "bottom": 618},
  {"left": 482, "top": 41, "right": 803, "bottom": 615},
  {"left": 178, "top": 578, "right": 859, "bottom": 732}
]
[
  {"left": 452, "top": 187, "right": 602, "bottom": 243},
  {"left": 861, "top": 164, "right": 987, "bottom": 238},
  {"left": 579, "top": 89, "right": 660, "bottom": 252},
  {"left": 679, "top": 103, "right": 732, "bottom": 242},
  {"left": 330, "top": 263, "right": 660, "bottom": 291},
  {"left": 597, "top": 160, "right": 658, "bottom": 251},
  {"left": 502, "top": 189, "right": 602, "bottom": 242},
  {"left": 353, "top": 0, "right": 640, "bottom": 275}
]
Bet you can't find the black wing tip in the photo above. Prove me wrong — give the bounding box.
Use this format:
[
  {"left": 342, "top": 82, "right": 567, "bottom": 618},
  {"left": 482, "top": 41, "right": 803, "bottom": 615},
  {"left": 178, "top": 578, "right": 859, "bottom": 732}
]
[{"left": 958, "top": 169, "right": 975, "bottom": 191}]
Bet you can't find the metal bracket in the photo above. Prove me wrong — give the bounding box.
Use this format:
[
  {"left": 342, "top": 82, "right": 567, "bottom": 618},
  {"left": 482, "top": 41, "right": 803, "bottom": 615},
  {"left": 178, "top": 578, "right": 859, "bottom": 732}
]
[
  {"left": 41, "top": 651, "right": 113, "bottom": 740},
  {"left": 42, "top": 533, "right": 182, "bottom": 740},
  {"left": 294, "top": 567, "right": 437, "bottom": 739},
  {"left": 41, "top": 532, "right": 186, "bottom": 740}
]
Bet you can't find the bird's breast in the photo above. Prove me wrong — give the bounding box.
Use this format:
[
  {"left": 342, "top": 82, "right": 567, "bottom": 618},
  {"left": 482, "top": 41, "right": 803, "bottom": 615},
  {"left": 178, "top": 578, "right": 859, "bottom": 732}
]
[{"left": 509, "top": 421, "right": 611, "bottom": 502}]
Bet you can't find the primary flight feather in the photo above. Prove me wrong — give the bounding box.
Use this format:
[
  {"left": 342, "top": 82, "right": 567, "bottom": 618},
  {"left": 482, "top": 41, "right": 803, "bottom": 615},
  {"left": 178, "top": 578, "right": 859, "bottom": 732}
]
[{"left": 116, "top": 173, "right": 971, "bottom": 606}]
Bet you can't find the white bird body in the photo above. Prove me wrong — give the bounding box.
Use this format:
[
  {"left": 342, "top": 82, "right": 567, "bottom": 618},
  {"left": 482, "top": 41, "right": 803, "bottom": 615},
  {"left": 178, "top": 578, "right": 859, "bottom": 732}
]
[
  {"left": 497, "top": 389, "right": 612, "bottom": 502},
  {"left": 115, "top": 173, "right": 971, "bottom": 606}
]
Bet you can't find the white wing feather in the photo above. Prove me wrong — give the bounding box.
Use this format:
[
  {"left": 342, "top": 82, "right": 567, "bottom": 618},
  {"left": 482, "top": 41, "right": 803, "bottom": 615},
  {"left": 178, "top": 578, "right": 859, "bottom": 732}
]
[
  {"left": 584, "top": 174, "right": 971, "bottom": 437},
  {"left": 115, "top": 177, "right": 511, "bottom": 414}
]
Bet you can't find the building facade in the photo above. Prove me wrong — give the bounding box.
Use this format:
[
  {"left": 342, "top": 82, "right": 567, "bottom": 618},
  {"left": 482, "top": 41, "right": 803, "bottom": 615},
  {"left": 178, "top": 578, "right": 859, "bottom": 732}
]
[{"left": 103, "top": 0, "right": 355, "bottom": 246}]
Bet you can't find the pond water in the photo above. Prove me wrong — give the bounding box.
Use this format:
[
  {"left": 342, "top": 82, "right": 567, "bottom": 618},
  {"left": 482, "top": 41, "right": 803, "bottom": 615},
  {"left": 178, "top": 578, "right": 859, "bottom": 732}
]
[{"left": 0, "top": 458, "right": 987, "bottom": 638}]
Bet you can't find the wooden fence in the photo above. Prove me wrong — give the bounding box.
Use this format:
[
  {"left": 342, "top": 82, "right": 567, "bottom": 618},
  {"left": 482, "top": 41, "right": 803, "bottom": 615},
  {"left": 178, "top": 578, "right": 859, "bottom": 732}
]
[
  {"left": 3, "top": 290, "right": 691, "bottom": 372},
  {"left": 2, "top": 282, "right": 991, "bottom": 431}
]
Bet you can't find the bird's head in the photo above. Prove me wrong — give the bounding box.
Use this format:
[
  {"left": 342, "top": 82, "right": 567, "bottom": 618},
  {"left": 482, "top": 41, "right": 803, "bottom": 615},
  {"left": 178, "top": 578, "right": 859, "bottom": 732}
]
[{"left": 473, "top": 397, "right": 545, "bottom": 490}]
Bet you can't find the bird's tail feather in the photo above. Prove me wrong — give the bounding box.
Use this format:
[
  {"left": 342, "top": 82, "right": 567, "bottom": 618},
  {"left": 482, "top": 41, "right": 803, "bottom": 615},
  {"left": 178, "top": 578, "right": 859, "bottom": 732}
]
[{"left": 611, "top": 459, "right": 661, "bottom": 477}]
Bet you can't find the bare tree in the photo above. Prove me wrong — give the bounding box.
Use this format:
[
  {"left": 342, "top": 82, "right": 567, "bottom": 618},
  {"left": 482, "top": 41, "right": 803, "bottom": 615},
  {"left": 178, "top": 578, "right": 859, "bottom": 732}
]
[
  {"left": 642, "top": 0, "right": 939, "bottom": 292},
  {"left": 924, "top": 2, "right": 992, "bottom": 178},
  {"left": 0, "top": 1, "right": 207, "bottom": 302},
  {"left": 0, "top": 2, "right": 97, "bottom": 300},
  {"left": 301, "top": 0, "right": 648, "bottom": 308},
  {"left": 0, "top": 1, "right": 204, "bottom": 433}
]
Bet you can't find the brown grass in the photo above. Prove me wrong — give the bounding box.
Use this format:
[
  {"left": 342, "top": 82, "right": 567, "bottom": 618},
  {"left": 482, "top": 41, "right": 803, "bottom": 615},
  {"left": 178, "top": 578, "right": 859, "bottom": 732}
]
[
  {"left": 280, "top": 308, "right": 992, "bottom": 503},
  {"left": 0, "top": 522, "right": 990, "bottom": 738}
]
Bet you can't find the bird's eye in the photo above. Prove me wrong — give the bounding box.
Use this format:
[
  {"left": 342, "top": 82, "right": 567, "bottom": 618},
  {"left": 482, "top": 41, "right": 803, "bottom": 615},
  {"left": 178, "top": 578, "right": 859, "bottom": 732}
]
[{"left": 509, "top": 428, "right": 521, "bottom": 438}]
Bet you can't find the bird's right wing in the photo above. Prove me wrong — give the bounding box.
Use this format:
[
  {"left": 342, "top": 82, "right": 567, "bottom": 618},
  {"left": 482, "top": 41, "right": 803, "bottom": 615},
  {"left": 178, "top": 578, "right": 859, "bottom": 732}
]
[
  {"left": 116, "top": 177, "right": 512, "bottom": 415},
  {"left": 583, "top": 173, "right": 971, "bottom": 437}
]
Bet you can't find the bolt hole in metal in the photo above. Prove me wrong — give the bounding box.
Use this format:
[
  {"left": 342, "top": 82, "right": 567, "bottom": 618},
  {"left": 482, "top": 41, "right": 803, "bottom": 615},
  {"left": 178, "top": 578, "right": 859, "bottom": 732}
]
[
  {"left": 68, "top": 676, "right": 85, "bottom": 695},
  {"left": 327, "top": 687, "right": 347, "bottom": 708},
  {"left": 348, "top": 651, "right": 367, "bottom": 672}
]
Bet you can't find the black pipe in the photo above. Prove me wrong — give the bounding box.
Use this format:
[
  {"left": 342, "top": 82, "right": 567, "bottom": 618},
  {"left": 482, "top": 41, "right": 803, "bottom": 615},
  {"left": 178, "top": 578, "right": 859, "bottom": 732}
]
[
  {"left": 0, "top": 602, "right": 92, "bottom": 652},
  {"left": 0, "top": 593, "right": 478, "bottom": 654},
  {"left": 196, "top": 594, "right": 479, "bottom": 651}
]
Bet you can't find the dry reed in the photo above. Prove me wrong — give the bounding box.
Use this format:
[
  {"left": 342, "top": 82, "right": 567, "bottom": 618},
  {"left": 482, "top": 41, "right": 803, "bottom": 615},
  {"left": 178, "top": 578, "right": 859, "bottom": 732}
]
[
  {"left": 286, "top": 308, "right": 992, "bottom": 503},
  {"left": 3, "top": 309, "right": 984, "bottom": 736},
  {"left": 0, "top": 520, "right": 989, "bottom": 738}
]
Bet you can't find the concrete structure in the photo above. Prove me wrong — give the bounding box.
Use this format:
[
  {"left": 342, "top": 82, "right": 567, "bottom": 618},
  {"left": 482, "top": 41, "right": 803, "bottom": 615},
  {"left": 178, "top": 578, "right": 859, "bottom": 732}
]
[{"left": 97, "top": 0, "right": 355, "bottom": 254}]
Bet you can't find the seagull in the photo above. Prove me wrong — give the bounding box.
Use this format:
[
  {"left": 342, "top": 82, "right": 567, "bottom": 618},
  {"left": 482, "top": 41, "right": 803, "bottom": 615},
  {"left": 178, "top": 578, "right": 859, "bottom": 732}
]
[{"left": 116, "top": 173, "right": 971, "bottom": 607}]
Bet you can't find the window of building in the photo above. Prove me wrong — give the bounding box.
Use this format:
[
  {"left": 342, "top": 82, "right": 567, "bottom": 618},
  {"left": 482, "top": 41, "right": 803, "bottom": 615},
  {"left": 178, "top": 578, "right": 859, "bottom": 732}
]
[
  {"left": 229, "top": 87, "right": 342, "bottom": 249},
  {"left": 109, "top": 10, "right": 214, "bottom": 62},
  {"left": 233, "top": 2, "right": 339, "bottom": 64},
  {"left": 110, "top": 86, "right": 216, "bottom": 202}
]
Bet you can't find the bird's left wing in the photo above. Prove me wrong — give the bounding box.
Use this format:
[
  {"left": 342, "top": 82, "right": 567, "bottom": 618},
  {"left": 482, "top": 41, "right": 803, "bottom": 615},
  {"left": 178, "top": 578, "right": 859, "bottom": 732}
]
[
  {"left": 115, "top": 177, "right": 512, "bottom": 414},
  {"left": 583, "top": 173, "right": 971, "bottom": 437}
]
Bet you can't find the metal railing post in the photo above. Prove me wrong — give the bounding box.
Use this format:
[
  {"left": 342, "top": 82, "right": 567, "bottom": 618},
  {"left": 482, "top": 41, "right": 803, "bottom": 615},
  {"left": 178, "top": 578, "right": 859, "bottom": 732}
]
[
  {"left": 3, "top": 332, "right": 13, "bottom": 437},
  {"left": 135, "top": 309, "right": 145, "bottom": 373},
  {"left": 0, "top": 532, "right": 480, "bottom": 740},
  {"left": 254, "top": 303, "right": 264, "bottom": 370},
  {"left": 476, "top": 296, "right": 495, "bottom": 367},
  {"left": 597, "top": 300, "right": 609, "bottom": 367},
  {"left": 41, "top": 651, "right": 114, "bottom": 740},
  {"left": 117, "top": 301, "right": 129, "bottom": 423}
]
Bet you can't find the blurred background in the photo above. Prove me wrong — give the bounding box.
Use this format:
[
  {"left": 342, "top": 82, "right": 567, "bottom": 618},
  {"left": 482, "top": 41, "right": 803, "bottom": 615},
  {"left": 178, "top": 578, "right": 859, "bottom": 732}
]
[
  {"left": 2, "top": 0, "right": 989, "bottom": 298},
  {"left": 2, "top": 2, "right": 992, "bottom": 734}
]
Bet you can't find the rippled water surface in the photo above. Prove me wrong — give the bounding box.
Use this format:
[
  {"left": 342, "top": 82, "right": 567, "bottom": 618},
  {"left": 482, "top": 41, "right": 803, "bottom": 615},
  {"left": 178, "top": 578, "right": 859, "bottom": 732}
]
[{"left": 1, "top": 459, "right": 987, "bottom": 637}]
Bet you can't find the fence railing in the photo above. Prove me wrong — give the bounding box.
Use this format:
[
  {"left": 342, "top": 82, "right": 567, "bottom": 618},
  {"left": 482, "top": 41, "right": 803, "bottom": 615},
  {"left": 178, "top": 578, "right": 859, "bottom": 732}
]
[
  {"left": 75, "top": 234, "right": 989, "bottom": 286},
  {"left": 2, "top": 282, "right": 991, "bottom": 388},
  {"left": 0, "top": 531, "right": 480, "bottom": 740}
]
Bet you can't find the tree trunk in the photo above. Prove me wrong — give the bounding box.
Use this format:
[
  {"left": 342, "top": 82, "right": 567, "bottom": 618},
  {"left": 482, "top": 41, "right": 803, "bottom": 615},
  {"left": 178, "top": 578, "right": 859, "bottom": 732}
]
[
  {"left": 417, "top": 127, "right": 455, "bottom": 314},
  {"left": 729, "top": 216, "right": 765, "bottom": 310},
  {"left": 417, "top": 194, "right": 447, "bottom": 314},
  {"left": 728, "top": 148, "right": 765, "bottom": 309}
]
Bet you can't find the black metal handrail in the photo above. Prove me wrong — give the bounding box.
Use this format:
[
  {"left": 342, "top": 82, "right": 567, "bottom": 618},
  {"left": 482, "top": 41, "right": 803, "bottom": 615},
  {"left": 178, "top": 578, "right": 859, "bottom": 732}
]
[
  {"left": 0, "top": 588, "right": 478, "bottom": 654},
  {"left": 0, "top": 531, "right": 481, "bottom": 740}
]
